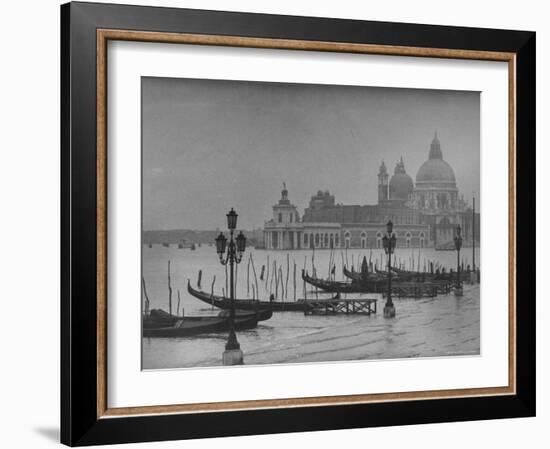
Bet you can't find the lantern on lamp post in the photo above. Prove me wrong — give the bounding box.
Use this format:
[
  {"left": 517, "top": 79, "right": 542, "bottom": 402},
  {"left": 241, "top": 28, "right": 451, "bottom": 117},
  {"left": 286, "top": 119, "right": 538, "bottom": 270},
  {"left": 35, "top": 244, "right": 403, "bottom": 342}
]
[
  {"left": 382, "top": 220, "right": 397, "bottom": 318},
  {"left": 215, "top": 208, "right": 247, "bottom": 365},
  {"left": 454, "top": 225, "right": 463, "bottom": 296}
]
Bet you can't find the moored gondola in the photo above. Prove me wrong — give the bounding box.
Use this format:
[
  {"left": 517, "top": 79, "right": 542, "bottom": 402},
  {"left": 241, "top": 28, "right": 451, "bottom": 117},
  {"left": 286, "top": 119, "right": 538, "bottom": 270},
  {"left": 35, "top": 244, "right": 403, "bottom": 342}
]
[
  {"left": 302, "top": 270, "right": 375, "bottom": 293},
  {"left": 143, "top": 311, "right": 260, "bottom": 338},
  {"left": 343, "top": 266, "right": 387, "bottom": 282},
  {"left": 342, "top": 265, "right": 363, "bottom": 282},
  {"left": 302, "top": 269, "right": 454, "bottom": 297},
  {"left": 187, "top": 280, "right": 306, "bottom": 312}
]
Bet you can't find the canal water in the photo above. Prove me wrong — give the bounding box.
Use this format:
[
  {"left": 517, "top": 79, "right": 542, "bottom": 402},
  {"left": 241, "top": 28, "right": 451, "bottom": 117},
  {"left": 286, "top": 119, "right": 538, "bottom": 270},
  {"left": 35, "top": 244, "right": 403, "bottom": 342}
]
[{"left": 142, "top": 245, "right": 480, "bottom": 369}]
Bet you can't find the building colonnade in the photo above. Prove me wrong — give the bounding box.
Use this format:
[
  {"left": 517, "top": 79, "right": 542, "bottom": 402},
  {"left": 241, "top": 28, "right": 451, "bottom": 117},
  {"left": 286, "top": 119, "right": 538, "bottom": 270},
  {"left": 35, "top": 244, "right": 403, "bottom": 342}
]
[{"left": 263, "top": 228, "right": 427, "bottom": 250}]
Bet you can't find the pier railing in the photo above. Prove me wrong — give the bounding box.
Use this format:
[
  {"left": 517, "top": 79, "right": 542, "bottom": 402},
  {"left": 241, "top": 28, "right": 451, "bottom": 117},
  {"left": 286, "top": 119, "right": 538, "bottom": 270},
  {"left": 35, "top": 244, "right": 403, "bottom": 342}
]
[{"left": 303, "top": 298, "right": 377, "bottom": 316}]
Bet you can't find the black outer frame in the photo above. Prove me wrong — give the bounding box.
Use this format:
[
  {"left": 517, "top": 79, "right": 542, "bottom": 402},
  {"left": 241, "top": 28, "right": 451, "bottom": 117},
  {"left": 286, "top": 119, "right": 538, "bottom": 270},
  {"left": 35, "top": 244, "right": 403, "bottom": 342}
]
[{"left": 61, "top": 1, "right": 535, "bottom": 446}]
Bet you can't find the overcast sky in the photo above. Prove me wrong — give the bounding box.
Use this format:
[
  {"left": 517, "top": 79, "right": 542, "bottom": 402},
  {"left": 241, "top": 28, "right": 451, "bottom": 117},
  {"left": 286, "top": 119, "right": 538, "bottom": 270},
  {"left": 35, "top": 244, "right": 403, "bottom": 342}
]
[{"left": 142, "top": 77, "right": 480, "bottom": 231}]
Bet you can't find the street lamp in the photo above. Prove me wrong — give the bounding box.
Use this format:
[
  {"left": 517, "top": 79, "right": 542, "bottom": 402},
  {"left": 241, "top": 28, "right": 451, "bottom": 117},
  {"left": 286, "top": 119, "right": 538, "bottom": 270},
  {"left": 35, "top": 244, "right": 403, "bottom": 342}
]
[
  {"left": 382, "top": 220, "right": 397, "bottom": 318},
  {"left": 454, "top": 225, "right": 463, "bottom": 296},
  {"left": 216, "top": 208, "right": 246, "bottom": 365}
]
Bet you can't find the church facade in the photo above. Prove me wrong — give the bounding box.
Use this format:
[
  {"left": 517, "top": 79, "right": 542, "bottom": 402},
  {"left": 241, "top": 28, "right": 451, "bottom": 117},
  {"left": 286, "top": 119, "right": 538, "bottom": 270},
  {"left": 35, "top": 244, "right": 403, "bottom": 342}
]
[{"left": 263, "top": 134, "right": 479, "bottom": 250}]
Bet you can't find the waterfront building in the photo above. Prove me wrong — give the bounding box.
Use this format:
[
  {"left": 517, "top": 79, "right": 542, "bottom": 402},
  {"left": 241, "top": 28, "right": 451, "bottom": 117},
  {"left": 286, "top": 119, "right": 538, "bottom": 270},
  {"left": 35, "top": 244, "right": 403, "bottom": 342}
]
[
  {"left": 409, "top": 133, "right": 474, "bottom": 246},
  {"left": 263, "top": 183, "right": 304, "bottom": 250},
  {"left": 263, "top": 134, "right": 479, "bottom": 250}
]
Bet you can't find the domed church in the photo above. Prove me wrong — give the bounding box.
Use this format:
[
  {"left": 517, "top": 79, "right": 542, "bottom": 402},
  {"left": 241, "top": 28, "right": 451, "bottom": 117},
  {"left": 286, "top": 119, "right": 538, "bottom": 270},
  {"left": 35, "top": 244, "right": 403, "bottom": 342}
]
[
  {"left": 263, "top": 133, "right": 478, "bottom": 250},
  {"left": 409, "top": 133, "right": 471, "bottom": 246},
  {"left": 414, "top": 132, "right": 458, "bottom": 209}
]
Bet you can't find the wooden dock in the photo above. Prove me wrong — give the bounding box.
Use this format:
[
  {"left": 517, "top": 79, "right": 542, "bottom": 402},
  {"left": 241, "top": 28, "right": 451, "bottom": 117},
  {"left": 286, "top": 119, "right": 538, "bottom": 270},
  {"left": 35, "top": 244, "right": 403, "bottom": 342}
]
[{"left": 301, "top": 297, "right": 377, "bottom": 316}]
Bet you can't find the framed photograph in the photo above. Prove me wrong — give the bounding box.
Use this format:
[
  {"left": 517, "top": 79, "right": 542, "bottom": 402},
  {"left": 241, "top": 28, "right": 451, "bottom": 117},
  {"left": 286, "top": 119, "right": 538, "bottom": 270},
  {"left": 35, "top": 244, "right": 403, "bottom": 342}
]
[{"left": 61, "top": 2, "right": 535, "bottom": 446}]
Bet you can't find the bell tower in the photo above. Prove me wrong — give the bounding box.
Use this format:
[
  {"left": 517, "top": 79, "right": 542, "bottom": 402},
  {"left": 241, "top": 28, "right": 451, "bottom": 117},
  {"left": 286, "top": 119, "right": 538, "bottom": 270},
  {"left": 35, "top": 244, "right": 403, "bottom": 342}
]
[
  {"left": 267, "top": 182, "right": 300, "bottom": 250},
  {"left": 272, "top": 182, "right": 299, "bottom": 224},
  {"left": 378, "top": 161, "right": 389, "bottom": 203}
]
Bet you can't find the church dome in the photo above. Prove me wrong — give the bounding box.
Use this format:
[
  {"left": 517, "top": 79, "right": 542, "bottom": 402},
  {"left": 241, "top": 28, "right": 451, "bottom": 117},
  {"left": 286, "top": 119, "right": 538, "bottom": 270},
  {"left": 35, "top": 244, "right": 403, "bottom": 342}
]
[
  {"left": 416, "top": 133, "right": 456, "bottom": 187},
  {"left": 416, "top": 160, "right": 456, "bottom": 184},
  {"left": 389, "top": 157, "right": 414, "bottom": 200}
]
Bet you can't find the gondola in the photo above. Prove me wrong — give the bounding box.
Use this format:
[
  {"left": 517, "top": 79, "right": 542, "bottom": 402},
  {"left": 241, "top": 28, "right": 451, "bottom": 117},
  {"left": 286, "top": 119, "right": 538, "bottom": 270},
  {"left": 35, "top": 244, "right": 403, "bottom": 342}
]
[
  {"left": 376, "top": 266, "right": 439, "bottom": 282},
  {"left": 345, "top": 264, "right": 473, "bottom": 285},
  {"left": 143, "top": 311, "right": 260, "bottom": 338},
  {"left": 187, "top": 280, "right": 306, "bottom": 312},
  {"left": 343, "top": 266, "right": 386, "bottom": 282},
  {"left": 374, "top": 267, "right": 392, "bottom": 276},
  {"left": 342, "top": 266, "right": 363, "bottom": 282},
  {"left": 144, "top": 307, "right": 272, "bottom": 328},
  {"left": 302, "top": 270, "right": 453, "bottom": 296},
  {"left": 302, "top": 270, "right": 376, "bottom": 293},
  {"left": 143, "top": 308, "right": 180, "bottom": 328},
  {"left": 379, "top": 267, "right": 421, "bottom": 281},
  {"left": 218, "top": 308, "right": 273, "bottom": 322}
]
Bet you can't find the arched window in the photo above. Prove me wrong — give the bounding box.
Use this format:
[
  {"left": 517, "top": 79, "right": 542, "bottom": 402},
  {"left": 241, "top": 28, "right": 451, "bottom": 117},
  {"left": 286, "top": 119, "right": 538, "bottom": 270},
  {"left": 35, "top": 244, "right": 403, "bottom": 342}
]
[
  {"left": 376, "top": 231, "right": 382, "bottom": 249},
  {"left": 290, "top": 213, "right": 293, "bottom": 223},
  {"left": 303, "top": 233, "right": 309, "bottom": 247},
  {"left": 324, "top": 233, "right": 329, "bottom": 247},
  {"left": 419, "top": 232, "right": 425, "bottom": 248},
  {"left": 360, "top": 231, "right": 367, "bottom": 249},
  {"left": 315, "top": 233, "right": 320, "bottom": 247},
  {"left": 344, "top": 231, "right": 351, "bottom": 249},
  {"left": 406, "top": 232, "right": 411, "bottom": 248},
  {"left": 335, "top": 233, "right": 340, "bottom": 247},
  {"left": 278, "top": 212, "right": 282, "bottom": 223},
  {"left": 329, "top": 234, "right": 334, "bottom": 249}
]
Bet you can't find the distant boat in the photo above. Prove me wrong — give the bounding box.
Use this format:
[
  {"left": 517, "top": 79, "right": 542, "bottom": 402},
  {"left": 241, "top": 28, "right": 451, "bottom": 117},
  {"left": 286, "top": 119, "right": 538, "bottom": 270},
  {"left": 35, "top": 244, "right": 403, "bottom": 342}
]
[
  {"left": 435, "top": 241, "right": 456, "bottom": 251},
  {"left": 175, "top": 240, "right": 196, "bottom": 250},
  {"left": 162, "top": 242, "right": 169, "bottom": 248},
  {"left": 148, "top": 243, "right": 152, "bottom": 248}
]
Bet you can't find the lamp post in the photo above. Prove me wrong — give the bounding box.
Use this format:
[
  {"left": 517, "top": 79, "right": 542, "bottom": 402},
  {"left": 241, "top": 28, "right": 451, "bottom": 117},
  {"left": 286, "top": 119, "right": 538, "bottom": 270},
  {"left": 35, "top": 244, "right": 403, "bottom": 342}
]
[
  {"left": 471, "top": 195, "right": 477, "bottom": 285},
  {"left": 382, "top": 220, "right": 397, "bottom": 318},
  {"left": 454, "top": 225, "right": 463, "bottom": 297},
  {"left": 215, "top": 208, "right": 247, "bottom": 365}
]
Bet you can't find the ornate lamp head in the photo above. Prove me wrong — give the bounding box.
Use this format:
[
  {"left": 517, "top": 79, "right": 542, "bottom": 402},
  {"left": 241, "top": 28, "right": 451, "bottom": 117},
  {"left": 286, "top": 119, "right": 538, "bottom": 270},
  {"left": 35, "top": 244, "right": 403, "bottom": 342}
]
[
  {"left": 454, "top": 225, "right": 463, "bottom": 250},
  {"left": 215, "top": 232, "right": 227, "bottom": 256},
  {"left": 226, "top": 208, "right": 238, "bottom": 231},
  {"left": 236, "top": 231, "right": 246, "bottom": 256},
  {"left": 384, "top": 221, "right": 396, "bottom": 253}
]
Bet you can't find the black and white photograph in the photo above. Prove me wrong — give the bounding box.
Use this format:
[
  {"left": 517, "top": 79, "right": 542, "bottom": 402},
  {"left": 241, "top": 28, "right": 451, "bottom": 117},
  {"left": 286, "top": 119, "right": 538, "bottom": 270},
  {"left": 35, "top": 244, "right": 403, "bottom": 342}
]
[{"left": 141, "top": 77, "right": 481, "bottom": 369}]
